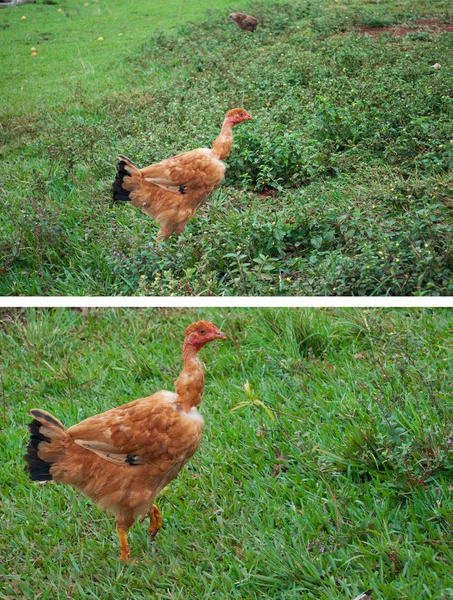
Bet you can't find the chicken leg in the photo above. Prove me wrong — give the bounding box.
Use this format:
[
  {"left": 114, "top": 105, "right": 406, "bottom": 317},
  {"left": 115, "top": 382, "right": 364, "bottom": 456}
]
[
  {"left": 116, "top": 523, "right": 131, "bottom": 562},
  {"left": 116, "top": 514, "right": 134, "bottom": 562},
  {"left": 116, "top": 505, "right": 161, "bottom": 561},
  {"left": 157, "top": 227, "right": 170, "bottom": 242}
]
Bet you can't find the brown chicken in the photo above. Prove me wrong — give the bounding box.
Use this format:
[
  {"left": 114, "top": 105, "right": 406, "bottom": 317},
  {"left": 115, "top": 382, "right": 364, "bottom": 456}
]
[
  {"left": 112, "top": 108, "right": 253, "bottom": 241},
  {"left": 229, "top": 13, "right": 258, "bottom": 32},
  {"left": 24, "top": 320, "right": 227, "bottom": 561}
]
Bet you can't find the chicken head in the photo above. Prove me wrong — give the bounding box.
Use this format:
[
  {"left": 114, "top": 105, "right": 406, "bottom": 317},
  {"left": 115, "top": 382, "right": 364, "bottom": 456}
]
[
  {"left": 224, "top": 108, "right": 254, "bottom": 126},
  {"left": 184, "top": 320, "right": 227, "bottom": 349}
]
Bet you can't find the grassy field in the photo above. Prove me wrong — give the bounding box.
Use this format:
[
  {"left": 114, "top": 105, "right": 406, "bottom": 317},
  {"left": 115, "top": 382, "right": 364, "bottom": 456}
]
[
  {"left": 1, "top": 307, "right": 453, "bottom": 598},
  {"left": 1, "top": 0, "right": 234, "bottom": 116},
  {"left": 1, "top": 0, "right": 453, "bottom": 296}
]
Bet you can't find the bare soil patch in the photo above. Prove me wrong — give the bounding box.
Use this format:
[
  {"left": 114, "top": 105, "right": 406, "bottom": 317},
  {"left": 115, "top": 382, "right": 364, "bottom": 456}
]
[{"left": 358, "top": 19, "right": 453, "bottom": 37}]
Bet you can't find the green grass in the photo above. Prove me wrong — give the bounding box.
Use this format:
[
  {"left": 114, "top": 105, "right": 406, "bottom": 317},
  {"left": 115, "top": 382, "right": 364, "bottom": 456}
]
[
  {"left": 1, "top": 0, "right": 234, "bottom": 116},
  {"left": 1, "top": 0, "right": 453, "bottom": 296},
  {"left": 1, "top": 307, "right": 453, "bottom": 598}
]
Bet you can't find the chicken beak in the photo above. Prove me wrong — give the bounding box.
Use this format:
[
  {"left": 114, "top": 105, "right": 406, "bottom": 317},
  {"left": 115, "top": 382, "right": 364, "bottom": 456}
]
[
  {"left": 245, "top": 113, "right": 254, "bottom": 120},
  {"left": 216, "top": 330, "right": 227, "bottom": 340}
]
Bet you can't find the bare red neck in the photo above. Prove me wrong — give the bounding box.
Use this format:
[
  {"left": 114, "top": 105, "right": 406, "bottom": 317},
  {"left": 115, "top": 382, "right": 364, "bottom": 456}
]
[
  {"left": 212, "top": 118, "right": 234, "bottom": 160},
  {"left": 174, "top": 340, "right": 205, "bottom": 412}
]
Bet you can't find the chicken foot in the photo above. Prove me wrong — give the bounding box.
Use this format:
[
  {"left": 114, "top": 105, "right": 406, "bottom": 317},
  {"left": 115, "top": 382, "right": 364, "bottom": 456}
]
[
  {"left": 139, "top": 503, "right": 162, "bottom": 537},
  {"left": 148, "top": 504, "right": 163, "bottom": 537}
]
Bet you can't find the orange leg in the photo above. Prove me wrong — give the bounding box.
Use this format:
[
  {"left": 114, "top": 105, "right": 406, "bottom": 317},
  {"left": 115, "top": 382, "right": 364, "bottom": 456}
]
[
  {"left": 116, "top": 523, "right": 131, "bottom": 562},
  {"left": 156, "top": 227, "right": 170, "bottom": 243},
  {"left": 148, "top": 504, "right": 163, "bottom": 538}
]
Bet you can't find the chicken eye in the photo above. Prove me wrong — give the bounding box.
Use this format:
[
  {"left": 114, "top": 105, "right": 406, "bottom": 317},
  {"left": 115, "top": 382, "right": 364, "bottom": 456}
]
[{"left": 200, "top": 329, "right": 207, "bottom": 335}]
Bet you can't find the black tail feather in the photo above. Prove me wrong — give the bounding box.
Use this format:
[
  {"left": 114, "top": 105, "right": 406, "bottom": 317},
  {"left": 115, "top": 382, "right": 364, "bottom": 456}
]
[
  {"left": 28, "top": 419, "right": 50, "bottom": 440},
  {"left": 24, "top": 419, "right": 53, "bottom": 482},
  {"left": 112, "top": 158, "right": 133, "bottom": 203}
]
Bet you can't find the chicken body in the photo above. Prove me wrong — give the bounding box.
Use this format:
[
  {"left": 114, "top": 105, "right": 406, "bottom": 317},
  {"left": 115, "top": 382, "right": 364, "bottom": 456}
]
[
  {"left": 112, "top": 108, "right": 253, "bottom": 241},
  {"left": 229, "top": 13, "right": 258, "bottom": 32},
  {"left": 53, "top": 392, "right": 204, "bottom": 520},
  {"left": 24, "top": 321, "right": 227, "bottom": 561}
]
